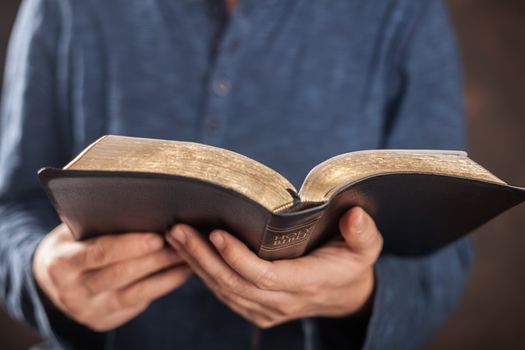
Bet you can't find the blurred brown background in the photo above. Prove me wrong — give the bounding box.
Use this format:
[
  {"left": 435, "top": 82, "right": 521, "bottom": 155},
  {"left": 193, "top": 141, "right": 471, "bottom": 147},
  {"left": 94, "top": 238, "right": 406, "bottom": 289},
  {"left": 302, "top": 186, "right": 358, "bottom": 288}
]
[{"left": 1, "top": 1, "right": 524, "bottom": 349}]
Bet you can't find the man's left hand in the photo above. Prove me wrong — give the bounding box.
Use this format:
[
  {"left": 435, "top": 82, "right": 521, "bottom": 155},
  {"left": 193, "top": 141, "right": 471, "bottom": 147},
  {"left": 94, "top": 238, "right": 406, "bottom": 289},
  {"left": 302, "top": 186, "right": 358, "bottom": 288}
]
[{"left": 165, "top": 206, "right": 383, "bottom": 329}]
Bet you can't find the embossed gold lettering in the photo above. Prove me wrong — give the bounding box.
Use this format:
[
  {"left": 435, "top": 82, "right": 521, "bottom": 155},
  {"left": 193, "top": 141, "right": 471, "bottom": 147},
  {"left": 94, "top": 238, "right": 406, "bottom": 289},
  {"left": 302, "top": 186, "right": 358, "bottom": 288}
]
[{"left": 272, "top": 227, "right": 312, "bottom": 246}]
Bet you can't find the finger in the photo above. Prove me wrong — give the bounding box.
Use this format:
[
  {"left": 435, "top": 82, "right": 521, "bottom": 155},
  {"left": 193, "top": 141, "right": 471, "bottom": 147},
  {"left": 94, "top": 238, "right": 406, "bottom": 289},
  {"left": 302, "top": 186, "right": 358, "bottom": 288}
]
[
  {"left": 83, "top": 248, "right": 182, "bottom": 294},
  {"left": 220, "top": 294, "right": 278, "bottom": 329},
  {"left": 53, "top": 223, "right": 76, "bottom": 242},
  {"left": 82, "top": 303, "right": 149, "bottom": 332},
  {"left": 167, "top": 236, "right": 222, "bottom": 292},
  {"left": 174, "top": 240, "right": 293, "bottom": 319},
  {"left": 110, "top": 265, "right": 192, "bottom": 311},
  {"left": 216, "top": 286, "right": 285, "bottom": 320},
  {"left": 209, "top": 230, "right": 282, "bottom": 291},
  {"left": 210, "top": 228, "right": 337, "bottom": 292},
  {"left": 71, "top": 232, "right": 165, "bottom": 269},
  {"left": 338, "top": 207, "right": 383, "bottom": 258},
  {"left": 166, "top": 224, "right": 256, "bottom": 294},
  {"left": 166, "top": 224, "right": 248, "bottom": 294},
  {"left": 168, "top": 225, "right": 302, "bottom": 313},
  {"left": 166, "top": 224, "right": 280, "bottom": 302},
  {"left": 173, "top": 237, "right": 290, "bottom": 315}
]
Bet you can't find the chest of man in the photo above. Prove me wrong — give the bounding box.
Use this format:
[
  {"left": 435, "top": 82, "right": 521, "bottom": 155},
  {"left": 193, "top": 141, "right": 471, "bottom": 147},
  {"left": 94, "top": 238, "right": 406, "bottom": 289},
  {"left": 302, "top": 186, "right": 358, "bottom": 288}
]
[{"left": 65, "top": 0, "right": 392, "bottom": 187}]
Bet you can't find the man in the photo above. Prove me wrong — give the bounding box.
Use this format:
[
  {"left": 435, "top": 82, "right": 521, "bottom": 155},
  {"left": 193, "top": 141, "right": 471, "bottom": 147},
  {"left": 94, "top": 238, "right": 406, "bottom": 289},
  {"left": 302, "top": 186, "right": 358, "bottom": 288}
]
[{"left": 0, "top": 0, "right": 472, "bottom": 349}]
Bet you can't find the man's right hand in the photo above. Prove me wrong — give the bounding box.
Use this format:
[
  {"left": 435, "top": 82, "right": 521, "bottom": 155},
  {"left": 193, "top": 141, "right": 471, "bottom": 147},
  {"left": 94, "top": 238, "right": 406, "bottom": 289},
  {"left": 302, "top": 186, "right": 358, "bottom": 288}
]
[{"left": 33, "top": 223, "right": 192, "bottom": 331}]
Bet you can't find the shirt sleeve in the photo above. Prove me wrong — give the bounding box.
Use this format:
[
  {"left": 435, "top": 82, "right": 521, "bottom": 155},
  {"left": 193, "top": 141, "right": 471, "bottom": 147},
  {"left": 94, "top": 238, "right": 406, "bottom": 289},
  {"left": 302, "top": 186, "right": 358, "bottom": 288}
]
[
  {"left": 365, "top": 0, "right": 473, "bottom": 349},
  {"left": 316, "top": 1, "right": 473, "bottom": 349},
  {"left": 0, "top": 1, "right": 104, "bottom": 348}
]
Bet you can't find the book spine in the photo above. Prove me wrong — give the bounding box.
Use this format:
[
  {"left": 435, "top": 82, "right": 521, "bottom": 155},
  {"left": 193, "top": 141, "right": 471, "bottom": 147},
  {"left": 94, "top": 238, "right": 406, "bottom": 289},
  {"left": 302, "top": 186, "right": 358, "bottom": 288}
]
[{"left": 258, "top": 210, "right": 323, "bottom": 260}]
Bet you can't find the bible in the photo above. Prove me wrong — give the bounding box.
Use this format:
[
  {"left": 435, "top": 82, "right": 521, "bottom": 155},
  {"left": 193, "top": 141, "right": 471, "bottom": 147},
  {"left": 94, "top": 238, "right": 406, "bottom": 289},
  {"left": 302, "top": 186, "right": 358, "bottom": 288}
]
[{"left": 38, "top": 135, "right": 525, "bottom": 260}]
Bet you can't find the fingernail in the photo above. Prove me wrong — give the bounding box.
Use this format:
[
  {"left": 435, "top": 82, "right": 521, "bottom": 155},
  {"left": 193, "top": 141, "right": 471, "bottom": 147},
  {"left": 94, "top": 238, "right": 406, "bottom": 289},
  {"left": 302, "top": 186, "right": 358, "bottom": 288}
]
[
  {"left": 210, "top": 231, "right": 225, "bottom": 250},
  {"left": 352, "top": 209, "right": 365, "bottom": 233},
  {"left": 170, "top": 226, "right": 187, "bottom": 245},
  {"left": 146, "top": 235, "right": 164, "bottom": 251}
]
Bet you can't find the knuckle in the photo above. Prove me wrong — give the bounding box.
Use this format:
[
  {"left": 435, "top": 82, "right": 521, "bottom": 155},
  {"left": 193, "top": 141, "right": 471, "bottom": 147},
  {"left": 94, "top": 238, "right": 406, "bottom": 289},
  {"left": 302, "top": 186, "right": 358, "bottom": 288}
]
[
  {"left": 254, "top": 318, "right": 275, "bottom": 329},
  {"left": 57, "top": 289, "right": 79, "bottom": 311},
  {"left": 112, "top": 262, "right": 133, "bottom": 280},
  {"left": 299, "top": 282, "right": 318, "bottom": 296},
  {"left": 88, "top": 322, "right": 110, "bottom": 332},
  {"left": 276, "top": 303, "right": 297, "bottom": 317},
  {"left": 220, "top": 273, "right": 241, "bottom": 291},
  {"left": 170, "top": 268, "right": 192, "bottom": 289},
  {"left": 82, "top": 279, "right": 97, "bottom": 295},
  {"left": 223, "top": 248, "right": 243, "bottom": 269},
  {"left": 77, "top": 315, "right": 112, "bottom": 332},
  {"left": 135, "top": 302, "right": 150, "bottom": 314},
  {"left": 217, "top": 291, "right": 237, "bottom": 308},
  {"left": 180, "top": 269, "right": 193, "bottom": 283},
  {"left": 309, "top": 289, "right": 326, "bottom": 305},
  {"left": 82, "top": 273, "right": 106, "bottom": 296},
  {"left": 47, "top": 257, "right": 68, "bottom": 281},
  {"left": 183, "top": 238, "right": 199, "bottom": 256},
  {"left": 86, "top": 243, "right": 109, "bottom": 265},
  {"left": 111, "top": 292, "right": 130, "bottom": 310},
  {"left": 74, "top": 309, "right": 96, "bottom": 325},
  {"left": 115, "top": 288, "right": 142, "bottom": 310},
  {"left": 254, "top": 268, "right": 277, "bottom": 290}
]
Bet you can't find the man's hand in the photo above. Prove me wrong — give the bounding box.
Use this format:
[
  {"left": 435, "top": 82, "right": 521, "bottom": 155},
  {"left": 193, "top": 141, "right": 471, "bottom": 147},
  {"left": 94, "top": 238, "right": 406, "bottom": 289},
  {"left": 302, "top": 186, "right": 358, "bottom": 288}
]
[
  {"left": 33, "top": 223, "right": 192, "bottom": 331},
  {"left": 165, "top": 207, "right": 383, "bottom": 328}
]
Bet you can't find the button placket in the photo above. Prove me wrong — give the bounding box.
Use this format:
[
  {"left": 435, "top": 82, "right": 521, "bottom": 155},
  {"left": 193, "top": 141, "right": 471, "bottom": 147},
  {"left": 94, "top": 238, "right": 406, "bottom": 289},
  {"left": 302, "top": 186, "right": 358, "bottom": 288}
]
[
  {"left": 200, "top": 9, "right": 250, "bottom": 145},
  {"left": 212, "top": 77, "right": 232, "bottom": 97}
]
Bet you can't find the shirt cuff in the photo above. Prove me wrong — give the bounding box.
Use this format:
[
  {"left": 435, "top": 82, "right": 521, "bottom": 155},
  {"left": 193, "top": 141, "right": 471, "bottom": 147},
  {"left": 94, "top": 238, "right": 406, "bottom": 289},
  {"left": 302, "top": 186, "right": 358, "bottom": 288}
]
[{"left": 362, "top": 242, "right": 471, "bottom": 350}]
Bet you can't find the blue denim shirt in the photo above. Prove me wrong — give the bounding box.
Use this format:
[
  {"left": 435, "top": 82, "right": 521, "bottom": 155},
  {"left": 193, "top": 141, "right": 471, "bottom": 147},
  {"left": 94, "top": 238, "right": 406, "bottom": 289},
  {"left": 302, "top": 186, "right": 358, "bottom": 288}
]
[{"left": 0, "top": 0, "right": 472, "bottom": 349}]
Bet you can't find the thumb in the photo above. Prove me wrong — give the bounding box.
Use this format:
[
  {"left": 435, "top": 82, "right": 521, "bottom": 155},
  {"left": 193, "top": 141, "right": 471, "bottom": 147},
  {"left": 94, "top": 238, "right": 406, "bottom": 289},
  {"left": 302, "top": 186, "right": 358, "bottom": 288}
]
[{"left": 339, "top": 207, "right": 383, "bottom": 258}]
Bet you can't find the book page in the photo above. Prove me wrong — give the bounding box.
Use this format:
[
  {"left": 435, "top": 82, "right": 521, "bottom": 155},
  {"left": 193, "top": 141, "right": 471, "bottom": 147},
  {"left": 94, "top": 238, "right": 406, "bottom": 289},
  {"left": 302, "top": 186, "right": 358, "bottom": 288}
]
[
  {"left": 66, "top": 135, "right": 297, "bottom": 212},
  {"left": 298, "top": 149, "right": 505, "bottom": 203}
]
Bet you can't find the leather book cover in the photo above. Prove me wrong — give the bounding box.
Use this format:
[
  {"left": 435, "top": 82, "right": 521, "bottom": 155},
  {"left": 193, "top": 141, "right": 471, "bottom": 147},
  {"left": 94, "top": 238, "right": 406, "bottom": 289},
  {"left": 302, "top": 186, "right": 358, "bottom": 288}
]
[{"left": 38, "top": 167, "right": 525, "bottom": 260}]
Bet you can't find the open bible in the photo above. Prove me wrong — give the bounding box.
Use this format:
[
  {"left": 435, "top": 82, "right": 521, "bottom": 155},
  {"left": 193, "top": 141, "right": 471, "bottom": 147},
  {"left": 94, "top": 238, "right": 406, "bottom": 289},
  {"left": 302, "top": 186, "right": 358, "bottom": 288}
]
[{"left": 38, "top": 135, "right": 525, "bottom": 259}]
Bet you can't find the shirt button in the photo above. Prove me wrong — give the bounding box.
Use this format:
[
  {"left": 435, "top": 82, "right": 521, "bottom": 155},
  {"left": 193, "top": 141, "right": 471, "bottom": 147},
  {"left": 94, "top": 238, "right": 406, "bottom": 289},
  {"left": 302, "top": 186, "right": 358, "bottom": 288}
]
[{"left": 213, "top": 78, "right": 231, "bottom": 97}]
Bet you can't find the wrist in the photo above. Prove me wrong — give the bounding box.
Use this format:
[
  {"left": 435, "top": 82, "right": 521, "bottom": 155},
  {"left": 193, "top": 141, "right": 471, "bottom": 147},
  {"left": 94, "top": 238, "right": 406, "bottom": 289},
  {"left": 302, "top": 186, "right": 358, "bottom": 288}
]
[
  {"left": 315, "top": 267, "right": 377, "bottom": 349},
  {"left": 337, "top": 266, "right": 376, "bottom": 320},
  {"left": 352, "top": 266, "right": 376, "bottom": 318}
]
